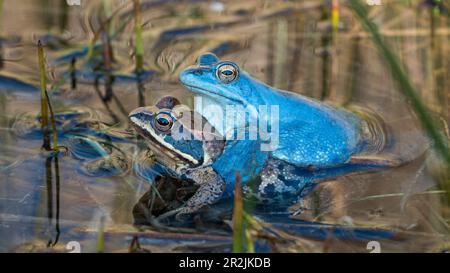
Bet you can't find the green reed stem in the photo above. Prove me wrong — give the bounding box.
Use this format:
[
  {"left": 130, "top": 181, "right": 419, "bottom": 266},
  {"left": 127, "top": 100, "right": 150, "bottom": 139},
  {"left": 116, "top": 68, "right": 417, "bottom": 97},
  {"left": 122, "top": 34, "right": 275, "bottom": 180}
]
[
  {"left": 102, "top": 0, "right": 112, "bottom": 27},
  {"left": 38, "top": 40, "right": 58, "bottom": 151},
  {"left": 232, "top": 172, "right": 244, "bottom": 253},
  {"left": 245, "top": 229, "right": 254, "bottom": 253},
  {"left": 320, "top": 6, "right": 332, "bottom": 100},
  {"left": 0, "top": 0, "right": 3, "bottom": 70},
  {"left": 133, "top": 0, "right": 144, "bottom": 72},
  {"left": 331, "top": 0, "right": 340, "bottom": 35},
  {"left": 38, "top": 40, "right": 50, "bottom": 151},
  {"left": 38, "top": 41, "right": 48, "bottom": 126},
  {"left": 0, "top": 0, "right": 3, "bottom": 33},
  {"left": 97, "top": 214, "right": 105, "bottom": 253},
  {"left": 45, "top": 90, "right": 58, "bottom": 152},
  {"left": 86, "top": 4, "right": 126, "bottom": 60},
  {"left": 133, "top": 0, "right": 147, "bottom": 107},
  {"left": 349, "top": 0, "right": 450, "bottom": 166}
]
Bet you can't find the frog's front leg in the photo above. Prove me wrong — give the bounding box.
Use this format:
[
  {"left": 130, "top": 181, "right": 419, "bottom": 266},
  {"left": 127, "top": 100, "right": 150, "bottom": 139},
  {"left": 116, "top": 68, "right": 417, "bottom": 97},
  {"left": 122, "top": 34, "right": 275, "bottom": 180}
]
[{"left": 175, "top": 166, "right": 226, "bottom": 220}]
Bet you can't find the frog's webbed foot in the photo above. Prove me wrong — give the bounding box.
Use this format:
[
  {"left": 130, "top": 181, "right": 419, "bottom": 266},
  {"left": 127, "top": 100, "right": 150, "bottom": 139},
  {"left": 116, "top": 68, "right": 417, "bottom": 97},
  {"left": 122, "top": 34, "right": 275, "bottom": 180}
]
[
  {"left": 290, "top": 187, "right": 319, "bottom": 217},
  {"left": 174, "top": 167, "right": 226, "bottom": 221},
  {"left": 291, "top": 198, "right": 314, "bottom": 216}
]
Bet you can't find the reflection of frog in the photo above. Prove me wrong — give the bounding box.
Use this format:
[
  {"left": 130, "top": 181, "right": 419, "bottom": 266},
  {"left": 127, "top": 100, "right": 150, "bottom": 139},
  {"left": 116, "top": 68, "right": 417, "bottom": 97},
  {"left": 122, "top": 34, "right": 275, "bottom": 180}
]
[
  {"left": 11, "top": 109, "right": 132, "bottom": 177},
  {"left": 129, "top": 97, "right": 394, "bottom": 219},
  {"left": 180, "top": 53, "right": 392, "bottom": 169}
]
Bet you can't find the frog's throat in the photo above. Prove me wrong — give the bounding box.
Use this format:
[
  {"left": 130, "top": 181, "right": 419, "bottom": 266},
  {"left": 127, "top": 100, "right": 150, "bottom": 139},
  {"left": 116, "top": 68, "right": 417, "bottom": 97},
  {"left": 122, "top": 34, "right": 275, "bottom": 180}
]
[
  {"left": 130, "top": 117, "right": 201, "bottom": 167},
  {"left": 183, "top": 84, "right": 245, "bottom": 106}
]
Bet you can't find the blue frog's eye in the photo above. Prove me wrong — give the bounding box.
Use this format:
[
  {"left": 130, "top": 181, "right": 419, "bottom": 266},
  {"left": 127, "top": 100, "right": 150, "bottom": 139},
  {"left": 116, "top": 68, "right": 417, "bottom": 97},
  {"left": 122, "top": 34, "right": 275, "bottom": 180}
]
[
  {"left": 216, "top": 63, "right": 238, "bottom": 83},
  {"left": 154, "top": 112, "right": 174, "bottom": 132}
]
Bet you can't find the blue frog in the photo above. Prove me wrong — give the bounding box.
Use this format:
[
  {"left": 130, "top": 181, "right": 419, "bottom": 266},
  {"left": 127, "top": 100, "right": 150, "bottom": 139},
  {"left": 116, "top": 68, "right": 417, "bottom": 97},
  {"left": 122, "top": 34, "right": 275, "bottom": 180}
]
[{"left": 179, "top": 53, "right": 394, "bottom": 170}]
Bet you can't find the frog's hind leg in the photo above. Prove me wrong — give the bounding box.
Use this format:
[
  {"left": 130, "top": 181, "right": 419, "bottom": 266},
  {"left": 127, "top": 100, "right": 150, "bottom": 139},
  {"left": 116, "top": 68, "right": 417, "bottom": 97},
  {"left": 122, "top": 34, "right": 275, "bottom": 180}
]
[
  {"left": 175, "top": 167, "right": 226, "bottom": 220},
  {"left": 257, "top": 155, "right": 398, "bottom": 201},
  {"left": 256, "top": 156, "right": 401, "bottom": 217}
]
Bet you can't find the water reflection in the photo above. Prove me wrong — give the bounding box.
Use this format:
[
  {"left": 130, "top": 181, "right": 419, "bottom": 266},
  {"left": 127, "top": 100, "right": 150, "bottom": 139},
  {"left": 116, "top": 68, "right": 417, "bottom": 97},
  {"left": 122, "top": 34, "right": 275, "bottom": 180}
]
[{"left": 44, "top": 155, "right": 60, "bottom": 247}]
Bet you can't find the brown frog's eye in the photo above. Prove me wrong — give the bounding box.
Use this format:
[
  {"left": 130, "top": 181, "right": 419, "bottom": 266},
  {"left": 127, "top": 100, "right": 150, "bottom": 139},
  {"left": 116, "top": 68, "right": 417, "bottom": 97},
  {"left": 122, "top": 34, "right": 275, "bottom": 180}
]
[
  {"left": 154, "top": 112, "right": 174, "bottom": 132},
  {"left": 216, "top": 63, "right": 238, "bottom": 83}
]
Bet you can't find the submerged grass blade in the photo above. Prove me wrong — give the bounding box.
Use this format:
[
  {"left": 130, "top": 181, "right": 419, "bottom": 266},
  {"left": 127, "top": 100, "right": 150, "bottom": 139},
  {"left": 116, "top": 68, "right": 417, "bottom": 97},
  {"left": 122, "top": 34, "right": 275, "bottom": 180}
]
[
  {"left": 348, "top": 0, "right": 450, "bottom": 166},
  {"left": 232, "top": 172, "right": 244, "bottom": 253},
  {"left": 86, "top": 4, "right": 126, "bottom": 60}
]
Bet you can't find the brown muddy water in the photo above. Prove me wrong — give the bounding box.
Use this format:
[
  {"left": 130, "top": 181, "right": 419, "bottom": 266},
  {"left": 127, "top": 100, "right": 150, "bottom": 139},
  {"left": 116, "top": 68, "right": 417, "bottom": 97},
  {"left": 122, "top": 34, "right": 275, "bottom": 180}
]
[{"left": 0, "top": 0, "right": 449, "bottom": 253}]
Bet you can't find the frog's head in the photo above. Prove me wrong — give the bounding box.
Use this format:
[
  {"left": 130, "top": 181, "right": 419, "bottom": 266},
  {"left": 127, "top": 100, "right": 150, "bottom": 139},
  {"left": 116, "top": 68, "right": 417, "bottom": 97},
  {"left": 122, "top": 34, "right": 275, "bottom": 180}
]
[
  {"left": 129, "top": 98, "right": 225, "bottom": 172},
  {"left": 179, "top": 53, "right": 264, "bottom": 108}
]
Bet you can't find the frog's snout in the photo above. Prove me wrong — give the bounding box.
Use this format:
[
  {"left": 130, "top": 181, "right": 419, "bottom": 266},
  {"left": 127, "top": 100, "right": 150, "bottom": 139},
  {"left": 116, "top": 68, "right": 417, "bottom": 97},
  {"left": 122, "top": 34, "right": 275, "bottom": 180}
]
[
  {"left": 179, "top": 68, "right": 197, "bottom": 86},
  {"left": 129, "top": 107, "right": 145, "bottom": 118},
  {"left": 129, "top": 107, "right": 154, "bottom": 124}
]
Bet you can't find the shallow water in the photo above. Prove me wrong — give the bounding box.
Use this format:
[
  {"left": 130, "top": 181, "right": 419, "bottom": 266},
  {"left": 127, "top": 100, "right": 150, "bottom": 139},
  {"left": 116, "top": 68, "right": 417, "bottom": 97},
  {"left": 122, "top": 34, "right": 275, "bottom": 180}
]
[{"left": 0, "top": 0, "right": 449, "bottom": 252}]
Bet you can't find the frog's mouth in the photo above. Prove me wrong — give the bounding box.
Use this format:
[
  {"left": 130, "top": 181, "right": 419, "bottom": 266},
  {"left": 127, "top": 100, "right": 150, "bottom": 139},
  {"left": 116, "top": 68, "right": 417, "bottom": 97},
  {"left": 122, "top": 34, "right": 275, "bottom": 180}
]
[
  {"left": 129, "top": 115, "right": 202, "bottom": 169},
  {"left": 146, "top": 138, "right": 202, "bottom": 172}
]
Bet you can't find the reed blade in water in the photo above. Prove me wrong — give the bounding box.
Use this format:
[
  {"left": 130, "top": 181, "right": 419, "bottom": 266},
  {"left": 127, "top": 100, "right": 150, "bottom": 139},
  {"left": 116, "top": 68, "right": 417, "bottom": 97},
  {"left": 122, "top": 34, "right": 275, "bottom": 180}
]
[
  {"left": 348, "top": 0, "right": 450, "bottom": 165},
  {"left": 38, "top": 40, "right": 58, "bottom": 151},
  {"left": 38, "top": 40, "right": 50, "bottom": 151},
  {"left": 232, "top": 172, "right": 256, "bottom": 253},
  {"left": 45, "top": 90, "right": 59, "bottom": 152},
  {"left": 133, "top": 0, "right": 147, "bottom": 107},
  {"left": 133, "top": 0, "right": 144, "bottom": 72},
  {"left": 232, "top": 172, "right": 244, "bottom": 253},
  {"left": 349, "top": 0, "right": 450, "bottom": 206}
]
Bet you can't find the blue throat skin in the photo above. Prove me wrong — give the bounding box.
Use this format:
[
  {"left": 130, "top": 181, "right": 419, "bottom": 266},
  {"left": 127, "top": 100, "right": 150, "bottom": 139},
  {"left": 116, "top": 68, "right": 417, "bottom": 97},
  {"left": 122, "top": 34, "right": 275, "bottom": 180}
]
[{"left": 180, "top": 53, "right": 365, "bottom": 168}]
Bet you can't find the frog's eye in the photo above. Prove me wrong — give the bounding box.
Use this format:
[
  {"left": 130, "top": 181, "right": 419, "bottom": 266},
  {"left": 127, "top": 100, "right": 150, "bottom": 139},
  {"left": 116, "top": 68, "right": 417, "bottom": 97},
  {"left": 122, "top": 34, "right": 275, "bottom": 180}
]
[
  {"left": 216, "top": 63, "right": 238, "bottom": 83},
  {"left": 154, "top": 112, "right": 174, "bottom": 132}
]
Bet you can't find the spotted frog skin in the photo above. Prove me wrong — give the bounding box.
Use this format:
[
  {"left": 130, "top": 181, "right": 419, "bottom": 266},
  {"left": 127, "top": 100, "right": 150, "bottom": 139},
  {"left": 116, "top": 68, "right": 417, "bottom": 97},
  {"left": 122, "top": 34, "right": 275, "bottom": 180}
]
[
  {"left": 129, "top": 97, "right": 395, "bottom": 218},
  {"left": 180, "top": 53, "right": 388, "bottom": 169}
]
